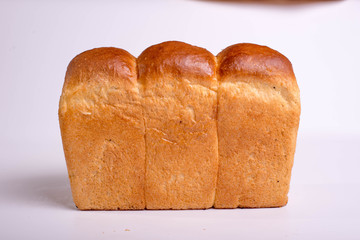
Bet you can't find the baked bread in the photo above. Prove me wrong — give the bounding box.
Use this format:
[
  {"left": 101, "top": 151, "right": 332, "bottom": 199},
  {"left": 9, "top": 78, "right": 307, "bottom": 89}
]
[
  {"left": 138, "top": 42, "right": 218, "bottom": 209},
  {"left": 59, "top": 41, "right": 300, "bottom": 210},
  {"left": 215, "top": 44, "right": 301, "bottom": 208},
  {"left": 59, "top": 48, "right": 146, "bottom": 210}
]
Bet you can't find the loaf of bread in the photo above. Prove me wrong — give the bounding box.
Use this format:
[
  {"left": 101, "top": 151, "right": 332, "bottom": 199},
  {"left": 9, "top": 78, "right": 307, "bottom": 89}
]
[{"left": 59, "top": 41, "right": 300, "bottom": 210}]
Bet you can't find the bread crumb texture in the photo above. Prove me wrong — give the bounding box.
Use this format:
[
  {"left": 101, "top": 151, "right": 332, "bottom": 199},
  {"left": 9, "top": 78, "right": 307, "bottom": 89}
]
[{"left": 59, "top": 41, "right": 300, "bottom": 210}]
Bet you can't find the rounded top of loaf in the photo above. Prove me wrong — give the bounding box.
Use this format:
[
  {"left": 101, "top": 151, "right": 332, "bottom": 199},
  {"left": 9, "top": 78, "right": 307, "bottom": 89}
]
[
  {"left": 137, "top": 41, "right": 216, "bottom": 82},
  {"left": 64, "top": 47, "right": 137, "bottom": 88},
  {"left": 217, "top": 43, "right": 296, "bottom": 88}
]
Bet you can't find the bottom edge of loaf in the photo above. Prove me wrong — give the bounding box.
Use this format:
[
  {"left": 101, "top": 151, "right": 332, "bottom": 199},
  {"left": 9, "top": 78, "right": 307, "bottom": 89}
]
[{"left": 75, "top": 204, "right": 288, "bottom": 210}]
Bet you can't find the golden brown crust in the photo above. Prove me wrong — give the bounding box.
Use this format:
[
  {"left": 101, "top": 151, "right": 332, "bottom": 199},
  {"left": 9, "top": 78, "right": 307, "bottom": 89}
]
[
  {"left": 217, "top": 43, "right": 297, "bottom": 89},
  {"left": 138, "top": 41, "right": 218, "bottom": 209},
  {"left": 64, "top": 47, "right": 137, "bottom": 89},
  {"left": 214, "top": 44, "right": 300, "bottom": 208},
  {"left": 59, "top": 47, "right": 146, "bottom": 210},
  {"left": 138, "top": 41, "right": 217, "bottom": 90}
]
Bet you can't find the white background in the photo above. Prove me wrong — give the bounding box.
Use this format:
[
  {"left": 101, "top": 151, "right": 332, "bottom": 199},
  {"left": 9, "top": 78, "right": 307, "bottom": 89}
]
[{"left": 1, "top": 0, "right": 360, "bottom": 239}]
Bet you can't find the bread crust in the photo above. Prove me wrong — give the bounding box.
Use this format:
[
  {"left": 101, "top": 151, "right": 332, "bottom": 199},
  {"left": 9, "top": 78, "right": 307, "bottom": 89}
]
[
  {"left": 138, "top": 41, "right": 217, "bottom": 87},
  {"left": 138, "top": 41, "right": 218, "bottom": 209},
  {"left": 59, "top": 47, "right": 146, "bottom": 210},
  {"left": 217, "top": 43, "right": 297, "bottom": 88},
  {"left": 215, "top": 43, "right": 300, "bottom": 208},
  {"left": 64, "top": 47, "right": 137, "bottom": 88}
]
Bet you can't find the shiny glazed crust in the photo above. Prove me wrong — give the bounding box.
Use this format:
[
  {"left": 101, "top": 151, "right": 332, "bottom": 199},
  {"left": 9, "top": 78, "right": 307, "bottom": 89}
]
[{"left": 59, "top": 42, "right": 300, "bottom": 210}]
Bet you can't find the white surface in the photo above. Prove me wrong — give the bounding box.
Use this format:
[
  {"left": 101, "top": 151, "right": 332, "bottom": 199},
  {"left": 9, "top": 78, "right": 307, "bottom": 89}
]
[
  {"left": 2, "top": 180, "right": 360, "bottom": 239},
  {"left": 1, "top": 0, "right": 360, "bottom": 239}
]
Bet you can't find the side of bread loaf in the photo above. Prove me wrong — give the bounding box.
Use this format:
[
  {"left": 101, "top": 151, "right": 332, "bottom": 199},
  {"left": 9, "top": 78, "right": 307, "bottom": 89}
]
[
  {"left": 59, "top": 42, "right": 300, "bottom": 210},
  {"left": 138, "top": 41, "right": 219, "bottom": 209},
  {"left": 59, "top": 48, "right": 146, "bottom": 210},
  {"left": 215, "top": 44, "right": 301, "bottom": 208}
]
